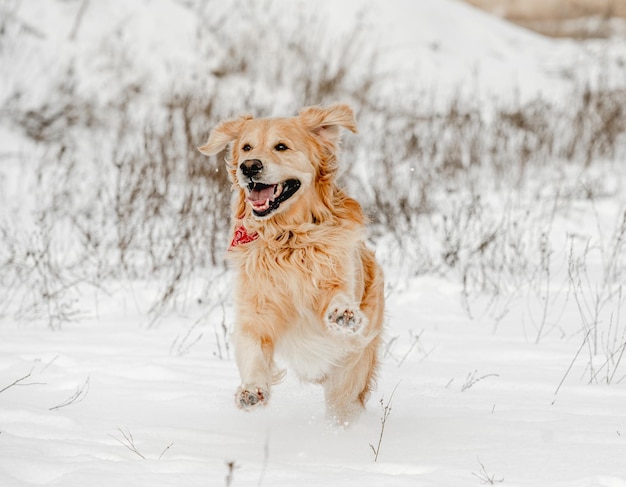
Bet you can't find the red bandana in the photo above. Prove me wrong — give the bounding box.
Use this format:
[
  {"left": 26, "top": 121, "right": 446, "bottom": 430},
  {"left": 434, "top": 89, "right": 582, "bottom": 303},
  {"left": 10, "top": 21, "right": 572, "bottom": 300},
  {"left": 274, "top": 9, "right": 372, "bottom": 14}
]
[{"left": 229, "top": 224, "right": 258, "bottom": 249}]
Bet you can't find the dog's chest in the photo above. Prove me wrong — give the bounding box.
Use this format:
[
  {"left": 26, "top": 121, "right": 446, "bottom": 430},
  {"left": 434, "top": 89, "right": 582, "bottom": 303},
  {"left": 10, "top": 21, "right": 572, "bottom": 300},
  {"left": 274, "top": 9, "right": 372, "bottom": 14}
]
[
  {"left": 234, "top": 242, "right": 350, "bottom": 380},
  {"left": 237, "top": 243, "right": 337, "bottom": 299},
  {"left": 275, "top": 314, "right": 347, "bottom": 381}
]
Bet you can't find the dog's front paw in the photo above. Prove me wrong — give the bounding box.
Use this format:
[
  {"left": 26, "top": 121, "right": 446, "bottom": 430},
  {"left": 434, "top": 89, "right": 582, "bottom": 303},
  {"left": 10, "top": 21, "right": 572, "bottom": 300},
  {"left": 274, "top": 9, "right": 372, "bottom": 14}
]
[
  {"left": 235, "top": 386, "right": 269, "bottom": 410},
  {"left": 325, "top": 302, "right": 366, "bottom": 334}
]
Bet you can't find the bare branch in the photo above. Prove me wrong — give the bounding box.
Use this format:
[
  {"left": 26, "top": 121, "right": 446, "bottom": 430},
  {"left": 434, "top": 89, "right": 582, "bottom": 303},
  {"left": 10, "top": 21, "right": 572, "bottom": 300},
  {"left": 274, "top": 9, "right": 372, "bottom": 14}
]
[
  {"left": 369, "top": 382, "right": 400, "bottom": 462},
  {"left": 0, "top": 370, "right": 41, "bottom": 394},
  {"left": 158, "top": 442, "right": 174, "bottom": 460},
  {"left": 108, "top": 427, "right": 146, "bottom": 460},
  {"left": 49, "top": 375, "right": 90, "bottom": 410},
  {"left": 472, "top": 457, "right": 504, "bottom": 484},
  {"left": 553, "top": 331, "right": 590, "bottom": 403}
]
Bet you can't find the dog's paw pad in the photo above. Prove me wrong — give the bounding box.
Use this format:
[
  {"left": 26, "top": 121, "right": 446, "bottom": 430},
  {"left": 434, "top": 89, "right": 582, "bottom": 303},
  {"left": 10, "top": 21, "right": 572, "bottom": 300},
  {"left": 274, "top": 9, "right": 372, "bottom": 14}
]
[
  {"left": 236, "top": 386, "right": 269, "bottom": 410},
  {"left": 326, "top": 305, "right": 365, "bottom": 334}
]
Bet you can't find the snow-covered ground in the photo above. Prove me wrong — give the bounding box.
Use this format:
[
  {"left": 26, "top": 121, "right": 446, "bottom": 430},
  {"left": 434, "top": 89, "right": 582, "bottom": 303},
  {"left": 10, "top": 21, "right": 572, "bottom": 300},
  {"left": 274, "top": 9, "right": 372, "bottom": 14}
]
[
  {"left": 1, "top": 0, "right": 626, "bottom": 486},
  {"left": 2, "top": 274, "right": 625, "bottom": 486}
]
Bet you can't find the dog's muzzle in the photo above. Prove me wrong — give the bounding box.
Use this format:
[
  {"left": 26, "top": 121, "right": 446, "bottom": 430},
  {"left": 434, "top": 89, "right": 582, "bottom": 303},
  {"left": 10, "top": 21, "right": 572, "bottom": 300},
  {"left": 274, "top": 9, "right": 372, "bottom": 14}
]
[{"left": 246, "top": 179, "right": 301, "bottom": 218}]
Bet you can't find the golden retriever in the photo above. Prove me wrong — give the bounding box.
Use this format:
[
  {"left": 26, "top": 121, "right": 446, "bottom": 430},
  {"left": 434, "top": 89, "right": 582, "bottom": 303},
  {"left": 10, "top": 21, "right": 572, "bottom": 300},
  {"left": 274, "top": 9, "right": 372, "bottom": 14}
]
[{"left": 198, "top": 104, "right": 384, "bottom": 425}]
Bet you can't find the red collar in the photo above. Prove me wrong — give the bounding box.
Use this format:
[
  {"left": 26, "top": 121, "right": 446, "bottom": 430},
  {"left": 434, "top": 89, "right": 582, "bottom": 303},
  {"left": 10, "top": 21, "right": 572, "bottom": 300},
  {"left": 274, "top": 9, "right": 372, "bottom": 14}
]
[{"left": 229, "top": 224, "right": 258, "bottom": 249}]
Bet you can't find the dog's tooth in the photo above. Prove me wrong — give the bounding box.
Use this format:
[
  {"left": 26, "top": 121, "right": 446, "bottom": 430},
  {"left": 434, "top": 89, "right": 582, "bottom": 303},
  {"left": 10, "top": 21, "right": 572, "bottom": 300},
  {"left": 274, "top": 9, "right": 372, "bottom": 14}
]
[{"left": 274, "top": 182, "right": 283, "bottom": 198}]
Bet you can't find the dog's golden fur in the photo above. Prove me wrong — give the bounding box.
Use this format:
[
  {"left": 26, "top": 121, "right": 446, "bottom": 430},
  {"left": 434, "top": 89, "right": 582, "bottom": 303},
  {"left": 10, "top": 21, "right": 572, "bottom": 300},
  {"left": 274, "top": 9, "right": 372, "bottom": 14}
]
[{"left": 198, "top": 104, "right": 384, "bottom": 424}]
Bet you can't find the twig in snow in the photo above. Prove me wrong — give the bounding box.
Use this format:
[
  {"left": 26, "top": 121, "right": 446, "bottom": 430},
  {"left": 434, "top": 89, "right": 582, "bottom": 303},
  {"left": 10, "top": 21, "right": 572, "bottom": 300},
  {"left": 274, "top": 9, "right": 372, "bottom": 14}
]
[
  {"left": 397, "top": 329, "right": 423, "bottom": 367},
  {"left": 108, "top": 428, "right": 175, "bottom": 460},
  {"left": 384, "top": 330, "right": 435, "bottom": 367},
  {"left": 225, "top": 460, "right": 238, "bottom": 487},
  {"left": 0, "top": 372, "right": 32, "bottom": 394},
  {"left": 158, "top": 442, "right": 174, "bottom": 460},
  {"left": 69, "top": 0, "right": 90, "bottom": 41},
  {"left": 108, "top": 427, "right": 146, "bottom": 460},
  {"left": 461, "top": 370, "right": 499, "bottom": 392},
  {"left": 40, "top": 355, "right": 60, "bottom": 373},
  {"left": 472, "top": 457, "right": 504, "bottom": 484},
  {"left": 553, "top": 330, "right": 590, "bottom": 404},
  {"left": 49, "top": 375, "right": 90, "bottom": 410},
  {"left": 369, "top": 382, "right": 399, "bottom": 462},
  {"left": 213, "top": 303, "right": 231, "bottom": 360},
  {"left": 383, "top": 335, "right": 399, "bottom": 360},
  {"left": 170, "top": 322, "right": 203, "bottom": 356},
  {"left": 0, "top": 369, "right": 42, "bottom": 394}
]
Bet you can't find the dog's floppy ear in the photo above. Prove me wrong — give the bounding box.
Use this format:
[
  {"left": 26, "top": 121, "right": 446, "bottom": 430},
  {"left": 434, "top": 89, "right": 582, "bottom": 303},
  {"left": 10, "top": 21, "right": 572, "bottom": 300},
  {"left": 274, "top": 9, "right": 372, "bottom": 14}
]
[
  {"left": 299, "top": 104, "right": 358, "bottom": 145},
  {"left": 197, "top": 115, "right": 253, "bottom": 156}
]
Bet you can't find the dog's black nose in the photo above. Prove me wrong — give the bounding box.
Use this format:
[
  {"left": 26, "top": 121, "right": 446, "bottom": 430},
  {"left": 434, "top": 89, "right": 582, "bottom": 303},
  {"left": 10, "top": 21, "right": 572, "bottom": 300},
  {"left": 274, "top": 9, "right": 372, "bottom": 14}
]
[{"left": 240, "top": 159, "right": 263, "bottom": 178}]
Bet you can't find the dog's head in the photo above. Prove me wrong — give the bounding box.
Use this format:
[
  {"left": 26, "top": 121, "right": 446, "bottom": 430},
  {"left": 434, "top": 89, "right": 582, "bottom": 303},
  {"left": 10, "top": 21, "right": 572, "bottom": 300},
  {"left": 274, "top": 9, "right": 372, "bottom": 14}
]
[{"left": 198, "top": 104, "right": 357, "bottom": 221}]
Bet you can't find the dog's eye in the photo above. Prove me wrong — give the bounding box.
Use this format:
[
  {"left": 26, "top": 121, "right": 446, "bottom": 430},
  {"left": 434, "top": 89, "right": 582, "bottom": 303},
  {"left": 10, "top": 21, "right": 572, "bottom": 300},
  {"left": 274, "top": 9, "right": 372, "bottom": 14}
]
[
  {"left": 274, "top": 143, "right": 288, "bottom": 151},
  {"left": 242, "top": 144, "right": 252, "bottom": 152}
]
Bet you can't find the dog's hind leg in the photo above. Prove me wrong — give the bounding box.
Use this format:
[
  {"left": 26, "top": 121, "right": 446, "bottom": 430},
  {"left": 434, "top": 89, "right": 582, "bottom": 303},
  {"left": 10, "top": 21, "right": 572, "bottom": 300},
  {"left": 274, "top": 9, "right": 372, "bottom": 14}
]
[
  {"left": 322, "top": 338, "right": 380, "bottom": 426},
  {"left": 324, "top": 246, "right": 385, "bottom": 425}
]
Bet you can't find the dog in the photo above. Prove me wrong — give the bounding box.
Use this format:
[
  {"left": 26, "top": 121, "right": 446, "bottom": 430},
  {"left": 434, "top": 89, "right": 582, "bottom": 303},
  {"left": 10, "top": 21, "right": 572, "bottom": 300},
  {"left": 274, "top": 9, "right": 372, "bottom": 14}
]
[{"left": 198, "top": 104, "right": 384, "bottom": 424}]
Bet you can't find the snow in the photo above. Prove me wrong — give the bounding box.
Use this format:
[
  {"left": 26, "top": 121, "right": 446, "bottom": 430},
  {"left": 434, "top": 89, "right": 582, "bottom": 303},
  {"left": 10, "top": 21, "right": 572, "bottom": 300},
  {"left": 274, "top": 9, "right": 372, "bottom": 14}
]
[
  {"left": 2, "top": 278, "right": 625, "bottom": 486},
  {"left": 319, "top": 0, "right": 626, "bottom": 104},
  {"left": 2, "top": 0, "right": 626, "bottom": 486}
]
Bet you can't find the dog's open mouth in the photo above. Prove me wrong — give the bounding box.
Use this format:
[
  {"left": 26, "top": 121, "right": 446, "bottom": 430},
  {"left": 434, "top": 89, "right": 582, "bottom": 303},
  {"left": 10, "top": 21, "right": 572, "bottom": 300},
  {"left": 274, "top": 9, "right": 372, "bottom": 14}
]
[{"left": 246, "top": 179, "right": 301, "bottom": 217}]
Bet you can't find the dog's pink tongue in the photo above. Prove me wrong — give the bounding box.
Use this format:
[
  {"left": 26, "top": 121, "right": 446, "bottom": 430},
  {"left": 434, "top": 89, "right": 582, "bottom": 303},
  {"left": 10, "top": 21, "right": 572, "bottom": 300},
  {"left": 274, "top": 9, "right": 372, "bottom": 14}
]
[{"left": 248, "top": 185, "right": 275, "bottom": 202}]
